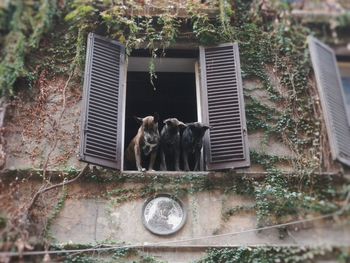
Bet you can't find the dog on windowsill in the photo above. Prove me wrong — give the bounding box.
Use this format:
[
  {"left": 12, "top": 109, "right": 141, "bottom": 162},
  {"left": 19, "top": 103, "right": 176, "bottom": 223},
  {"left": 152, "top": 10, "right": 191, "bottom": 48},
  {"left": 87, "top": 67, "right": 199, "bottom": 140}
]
[
  {"left": 125, "top": 113, "right": 160, "bottom": 172},
  {"left": 159, "top": 118, "right": 186, "bottom": 171},
  {"left": 182, "top": 122, "right": 211, "bottom": 171}
]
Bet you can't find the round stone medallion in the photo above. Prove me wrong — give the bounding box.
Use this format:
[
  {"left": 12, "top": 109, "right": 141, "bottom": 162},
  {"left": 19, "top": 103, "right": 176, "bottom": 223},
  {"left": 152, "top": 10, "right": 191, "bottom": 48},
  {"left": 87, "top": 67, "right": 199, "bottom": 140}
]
[{"left": 142, "top": 194, "right": 187, "bottom": 236}]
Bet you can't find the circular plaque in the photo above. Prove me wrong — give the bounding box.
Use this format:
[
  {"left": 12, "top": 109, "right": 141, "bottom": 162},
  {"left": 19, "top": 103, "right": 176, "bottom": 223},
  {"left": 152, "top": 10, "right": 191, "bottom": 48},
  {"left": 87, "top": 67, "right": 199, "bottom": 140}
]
[{"left": 142, "top": 194, "right": 187, "bottom": 236}]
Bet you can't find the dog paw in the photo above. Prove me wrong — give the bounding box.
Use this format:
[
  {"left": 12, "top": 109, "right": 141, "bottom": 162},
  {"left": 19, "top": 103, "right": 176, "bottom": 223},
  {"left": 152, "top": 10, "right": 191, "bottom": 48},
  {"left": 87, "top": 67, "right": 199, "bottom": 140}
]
[
  {"left": 138, "top": 168, "right": 146, "bottom": 172},
  {"left": 147, "top": 169, "right": 155, "bottom": 172}
]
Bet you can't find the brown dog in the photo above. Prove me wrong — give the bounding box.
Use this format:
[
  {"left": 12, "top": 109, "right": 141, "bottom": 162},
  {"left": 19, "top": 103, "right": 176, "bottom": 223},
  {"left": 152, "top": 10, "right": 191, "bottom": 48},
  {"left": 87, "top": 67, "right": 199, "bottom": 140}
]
[{"left": 125, "top": 113, "right": 160, "bottom": 172}]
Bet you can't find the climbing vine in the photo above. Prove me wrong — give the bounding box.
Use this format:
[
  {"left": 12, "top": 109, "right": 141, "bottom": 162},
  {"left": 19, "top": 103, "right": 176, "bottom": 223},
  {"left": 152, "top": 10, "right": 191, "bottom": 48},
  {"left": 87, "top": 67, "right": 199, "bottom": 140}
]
[
  {"left": 1, "top": 0, "right": 350, "bottom": 261},
  {"left": 0, "top": 0, "right": 58, "bottom": 96},
  {"left": 196, "top": 246, "right": 349, "bottom": 263}
]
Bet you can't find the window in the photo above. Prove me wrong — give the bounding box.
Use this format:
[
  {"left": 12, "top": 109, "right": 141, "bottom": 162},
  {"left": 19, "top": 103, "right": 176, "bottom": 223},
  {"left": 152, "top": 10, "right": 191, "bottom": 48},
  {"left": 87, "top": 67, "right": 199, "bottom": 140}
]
[
  {"left": 79, "top": 33, "right": 250, "bottom": 171},
  {"left": 338, "top": 62, "right": 350, "bottom": 121},
  {"left": 308, "top": 36, "right": 350, "bottom": 166}
]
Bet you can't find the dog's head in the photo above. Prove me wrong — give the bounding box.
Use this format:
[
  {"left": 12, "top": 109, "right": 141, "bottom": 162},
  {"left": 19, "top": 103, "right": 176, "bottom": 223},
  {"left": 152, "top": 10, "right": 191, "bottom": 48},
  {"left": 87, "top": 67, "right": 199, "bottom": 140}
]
[
  {"left": 187, "top": 122, "right": 211, "bottom": 138},
  {"left": 134, "top": 113, "right": 159, "bottom": 134},
  {"left": 163, "top": 118, "right": 186, "bottom": 131}
]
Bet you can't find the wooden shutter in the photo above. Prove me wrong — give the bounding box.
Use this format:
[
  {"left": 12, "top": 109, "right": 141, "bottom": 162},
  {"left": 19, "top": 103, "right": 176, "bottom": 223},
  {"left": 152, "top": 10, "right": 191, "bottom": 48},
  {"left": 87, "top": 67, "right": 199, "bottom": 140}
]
[
  {"left": 199, "top": 43, "right": 250, "bottom": 170},
  {"left": 79, "top": 33, "right": 126, "bottom": 169},
  {"left": 308, "top": 36, "right": 350, "bottom": 167}
]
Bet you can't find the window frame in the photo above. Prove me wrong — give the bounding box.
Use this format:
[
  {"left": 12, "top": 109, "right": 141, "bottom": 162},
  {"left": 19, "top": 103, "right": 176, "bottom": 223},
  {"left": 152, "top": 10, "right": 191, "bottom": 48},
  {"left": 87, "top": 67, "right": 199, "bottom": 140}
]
[{"left": 80, "top": 34, "right": 251, "bottom": 171}]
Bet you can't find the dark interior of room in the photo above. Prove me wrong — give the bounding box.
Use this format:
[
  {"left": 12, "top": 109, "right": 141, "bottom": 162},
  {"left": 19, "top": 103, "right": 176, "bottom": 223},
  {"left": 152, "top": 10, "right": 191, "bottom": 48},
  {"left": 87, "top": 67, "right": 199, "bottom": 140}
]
[{"left": 124, "top": 71, "right": 197, "bottom": 171}]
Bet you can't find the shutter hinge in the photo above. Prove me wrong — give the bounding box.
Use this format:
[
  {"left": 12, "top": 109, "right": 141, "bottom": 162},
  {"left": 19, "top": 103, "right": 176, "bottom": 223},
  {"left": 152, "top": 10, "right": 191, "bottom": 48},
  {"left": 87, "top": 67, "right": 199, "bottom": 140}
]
[{"left": 84, "top": 122, "right": 88, "bottom": 134}]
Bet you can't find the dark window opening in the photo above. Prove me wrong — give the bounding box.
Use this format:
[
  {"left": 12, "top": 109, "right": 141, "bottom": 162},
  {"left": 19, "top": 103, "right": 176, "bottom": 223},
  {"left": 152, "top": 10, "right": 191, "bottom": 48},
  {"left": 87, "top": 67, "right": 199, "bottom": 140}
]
[{"left": 124, "top": 71, "right": 197, "bottom": 171}]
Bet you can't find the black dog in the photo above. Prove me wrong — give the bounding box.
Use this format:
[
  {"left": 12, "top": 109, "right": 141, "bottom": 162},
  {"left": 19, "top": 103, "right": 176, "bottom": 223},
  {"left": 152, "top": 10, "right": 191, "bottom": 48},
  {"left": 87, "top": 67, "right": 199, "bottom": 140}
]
[
  {"left": 182, "top": 122, "right": 211, "bottom": 171},
  {"left": 160, "top": 118, "right": 186, "bottom": 171},
  {"left": 125, "top": 113, "right": 160, "bottom": 172}
]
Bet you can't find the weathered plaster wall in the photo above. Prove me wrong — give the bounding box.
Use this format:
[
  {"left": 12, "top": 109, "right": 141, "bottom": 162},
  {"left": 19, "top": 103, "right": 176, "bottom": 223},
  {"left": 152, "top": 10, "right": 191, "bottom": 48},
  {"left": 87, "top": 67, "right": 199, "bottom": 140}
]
[
  {"left": 48, "top": 181, "right": 350, "bottom": 263},
  {"left": 3, "top": 78, "right": 294, "bottom": 173},
  {"left": 4, "top": 77, "right": 84, "bottom": 171},
  {"left": 2, "top": 59, "right": 348, "bottom": 263}
]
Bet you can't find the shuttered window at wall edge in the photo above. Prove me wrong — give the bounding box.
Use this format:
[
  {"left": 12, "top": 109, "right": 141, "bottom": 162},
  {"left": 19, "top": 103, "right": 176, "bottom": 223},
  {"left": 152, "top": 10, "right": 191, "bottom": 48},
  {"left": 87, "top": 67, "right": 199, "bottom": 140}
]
[
  {"left": 199, "top": 43, "right": 250, "bottom": 170},
  {"left": 308, "top": 36, "right": 350, "bottom": 167},
  {"left": 79, "top": 33, "right": 126, "bottom": 170}
]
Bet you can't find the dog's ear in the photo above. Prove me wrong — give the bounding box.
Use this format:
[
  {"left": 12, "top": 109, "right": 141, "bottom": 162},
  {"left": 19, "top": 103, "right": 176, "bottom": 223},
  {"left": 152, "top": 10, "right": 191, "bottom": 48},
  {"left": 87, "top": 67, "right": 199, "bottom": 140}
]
[
  {"left": 202, "top": 124, "right": 211, "bottom": 130},
  {"left": 134, "top": 116, "right": 143, "bottom": 124},
  {"left": 201, "top": 124, "right": 211, "bottom": 132},
  {"left": 178, "top": 121, "right": 187, "bottom": 128},
  {"left": 163, "top": 118, "right": 172, "bottom": 125},
  {"left": 186, "top": 123, "right": 195, "bottom": 130},
  {"left": 153, "top": 112, "right": 159, "bottom": 123}
]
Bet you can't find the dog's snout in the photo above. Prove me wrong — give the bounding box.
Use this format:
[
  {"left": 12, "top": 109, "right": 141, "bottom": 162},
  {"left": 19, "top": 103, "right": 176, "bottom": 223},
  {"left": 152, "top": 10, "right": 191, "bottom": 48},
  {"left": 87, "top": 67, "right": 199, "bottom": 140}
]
[
  {"left": 149, "top": 137, "right": 159, "bottom": 144},
  {"left": 144, "top": 145, "right": 150, "bottom": 153}
]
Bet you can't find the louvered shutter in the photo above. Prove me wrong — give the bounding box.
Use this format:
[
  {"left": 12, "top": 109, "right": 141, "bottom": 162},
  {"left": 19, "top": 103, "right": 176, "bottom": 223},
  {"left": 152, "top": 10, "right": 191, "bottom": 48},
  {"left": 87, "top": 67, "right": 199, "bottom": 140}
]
[
  {"left": 308, "top": 36, "right": 350, "bottom": 167},
  {"left": 199, "top": 43, "right": 250, "bottom": 170},
  {"left": 79, "top": 33, "right": 126, "bottom": 169}
]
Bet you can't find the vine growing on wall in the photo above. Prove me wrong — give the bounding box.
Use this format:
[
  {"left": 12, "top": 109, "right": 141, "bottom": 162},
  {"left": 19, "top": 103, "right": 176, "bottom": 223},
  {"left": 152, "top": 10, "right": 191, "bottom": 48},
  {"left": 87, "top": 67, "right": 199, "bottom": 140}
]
[
  {"left": 0, "top": 0, "right": 58, "bottom": 96},
  {"left": 196, "top": 246, "right": 350, "bottom": 263},
  {"left": 222, "top": 0, "right": 348, "bottom": 228},
  {"left": 1, "top": 0, "right": 350, "bottom": 261},
  {"left": 63, "top": 0, "right": 224, "bottom": 84}
]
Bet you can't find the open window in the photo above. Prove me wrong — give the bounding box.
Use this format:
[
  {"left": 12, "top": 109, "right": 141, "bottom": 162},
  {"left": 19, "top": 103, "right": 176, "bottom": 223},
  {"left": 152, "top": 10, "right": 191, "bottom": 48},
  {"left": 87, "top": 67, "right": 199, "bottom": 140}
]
[
  {"left": 308, "top": 36, "right": 350, "bottom": 167},
  {"left": 338, "top": 62, "right": 350, "bottom": 121},
  {"left": 79, "top": 33, "right": 250, "bottom": 171}
]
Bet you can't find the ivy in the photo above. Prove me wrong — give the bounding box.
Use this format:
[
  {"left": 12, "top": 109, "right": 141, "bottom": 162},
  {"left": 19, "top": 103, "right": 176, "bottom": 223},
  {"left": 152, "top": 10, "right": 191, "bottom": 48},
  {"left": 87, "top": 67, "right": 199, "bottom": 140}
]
[
  {"left": 197, "top": 246, "right": 337, "bottom": 263},
  {"left": 44, "top": 187, "right": 68, "bottom": 242},
  {"left": 222, "top": 204, "right": 256, "bottom": 221},
  {"left": 0, "top": 0, "right": 58, "bottom": 96},
  {"left": 158, "top": 14, "right": 180, "bottom": 51},
  {"left": 245, "top": 97, "right": 277, "bottom": 132},
  {"left": 187, "top": 1, "right": 220, "bottom": 45},
  {"left": 2, "top": 1, "right": 350, "bottom": 260},
  {"left": 29, "top": 0, "right": 58, "bottom": 49}
]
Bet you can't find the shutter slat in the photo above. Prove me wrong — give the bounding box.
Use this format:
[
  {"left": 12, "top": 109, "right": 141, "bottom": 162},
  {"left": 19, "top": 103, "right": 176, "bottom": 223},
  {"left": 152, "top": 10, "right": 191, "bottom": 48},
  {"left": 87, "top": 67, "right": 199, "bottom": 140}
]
[
  {"left": 85, "top": 138, "right": 117, "bottom": 152},
  {"left": 79, "top": 33, "right": 125, "bottom": 170},
  {"left": 90, "top": 90, "right": 119, "bottom": 105},
  {"left": 204, "top": 65, "right": 236, "bottom": 73},
  {"left": 90, "top": 70, "right": 119, "bottom": 83},
  {"left": 87, "top": 116, "right": 117, "bottom": 130},
  {"left": 91, "top": 79, "right": 120, "bottom": 93},
  {"left": 207, "top": 96, "right": 238, "bottom": 103},
  {"left": 94, "top": 37, "right": 120, "bottom": 50},
  {"left": 85, "top": 148, "right": 116, "bottom": 159},
  {"left": 87, "top": 131, "right": 118, "bottom": 144},
  {"left": 207, "top": 73, "right": 236, "bottom": 80},
  {"left": 308, "top": 36, "right": 350, "bottom": 167},
  {"left": 89, "top": 98, "right": 118, "bottom": 112},
  {"left": 93, "top": 55, "right": 120, "bottom": 68},
  {"left": 91, "top": 70, "right": 119, "bottom": 84},
  {"left": 87, "top": 125, "right": 119, "bottom": 138},
  {"left": 207, "top": 84, "right": 238, "bottom": 91},
  {"left": 93, "top": 45, "right": 120, "bottom": 56},
  {"left": 93, "top": 52, "right": 119, "bottom": 65},
  {"left": 200, "top": 43, "right": 250, "bottom": 170},
  {"left": 91, "top": 75, "right": 120, "bottom": 87},
  {"left": 90, "top": 88, "right": 118, "bottom": 99},
  {"left": 89, "top": 111, "right": 117, "bottom": 125},
  {"left": 92, "top": 59, "right": 119, "bottom": 73}
]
